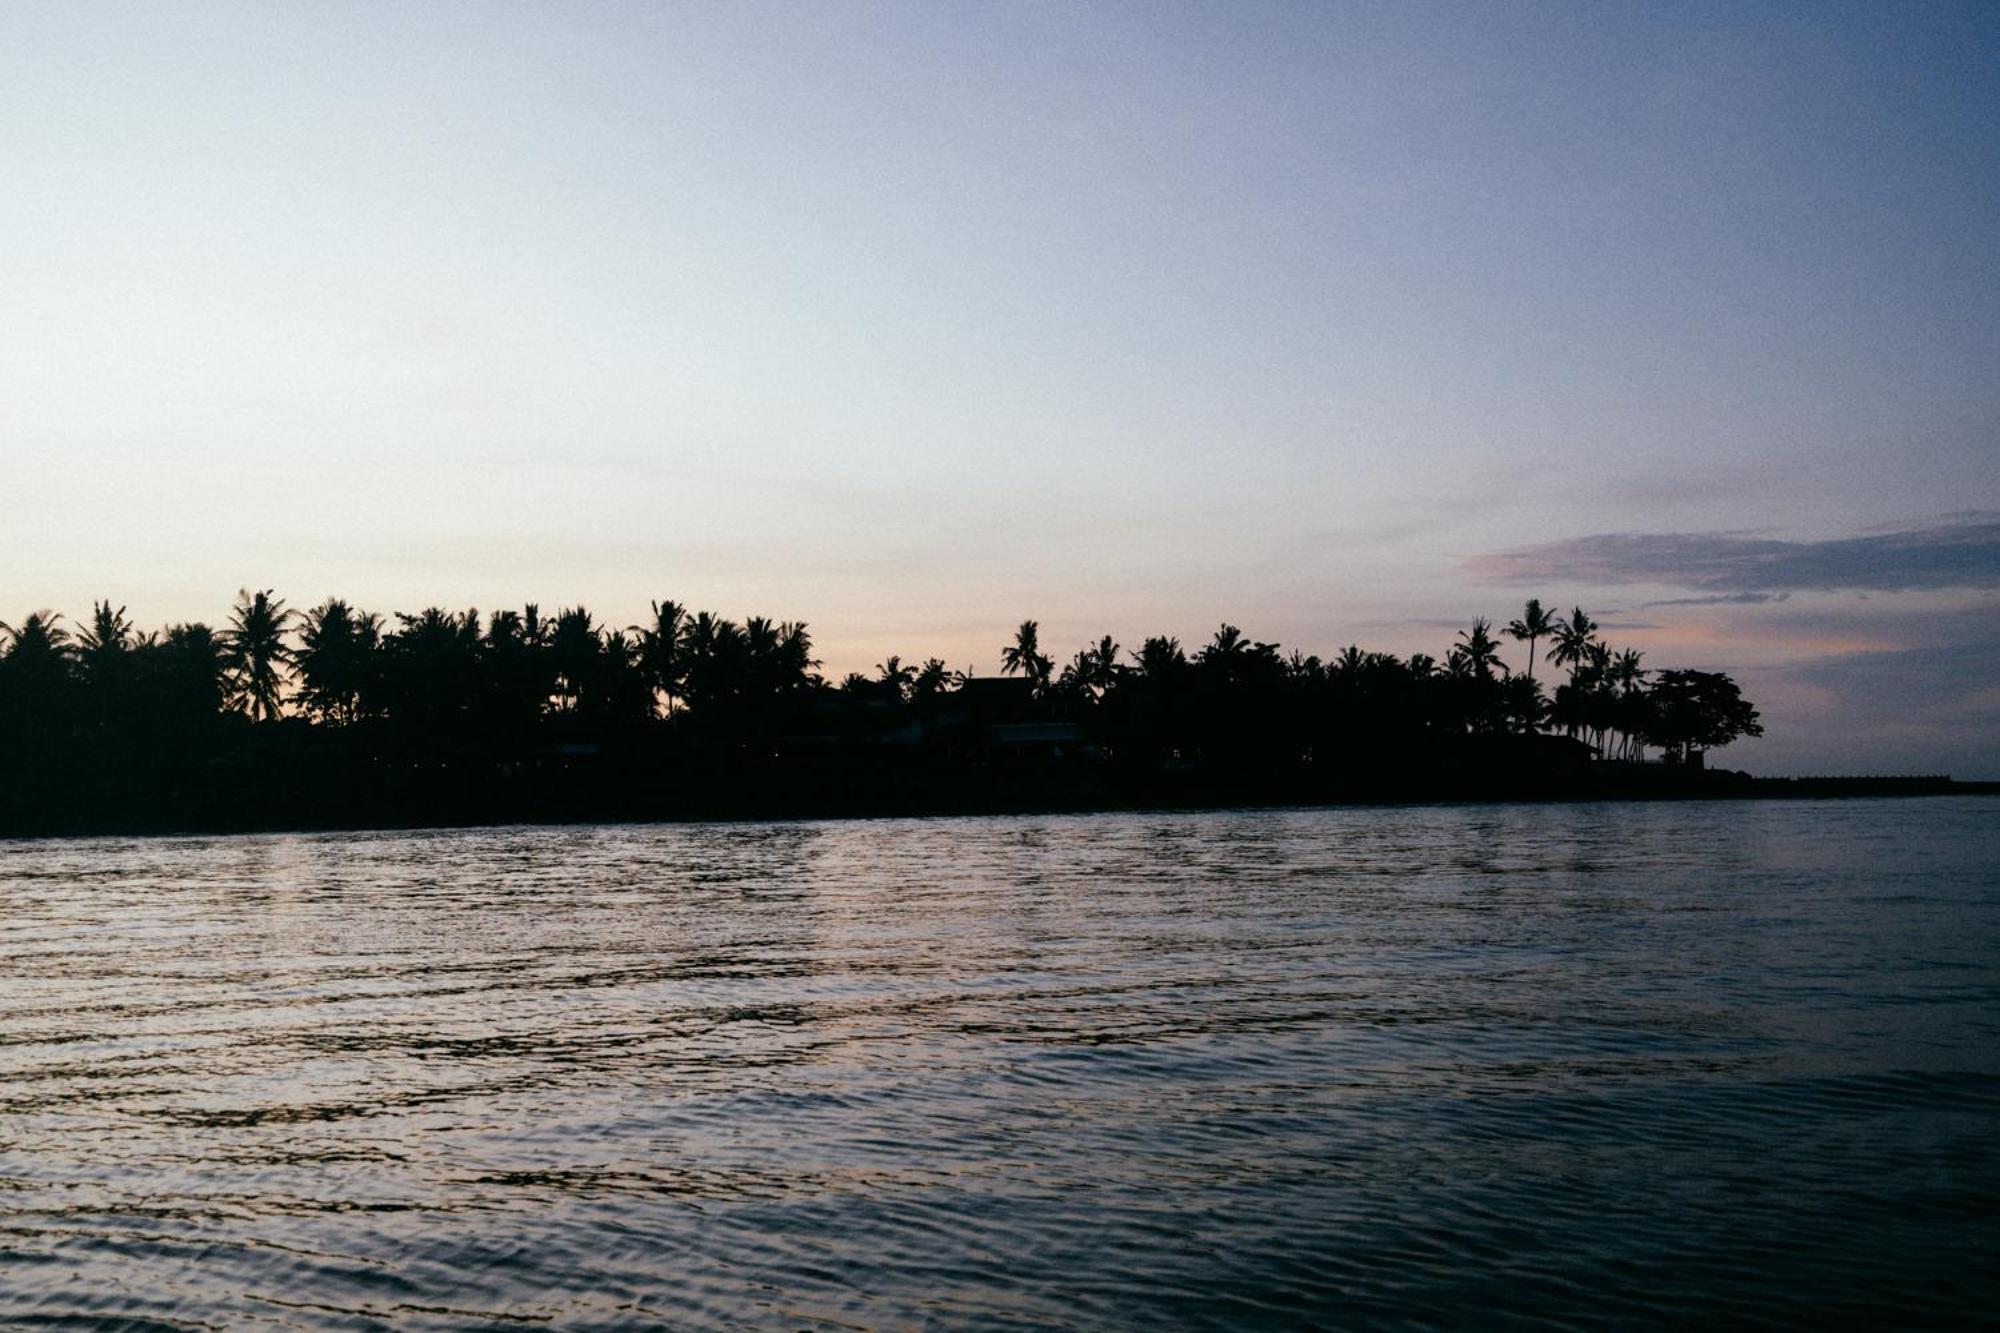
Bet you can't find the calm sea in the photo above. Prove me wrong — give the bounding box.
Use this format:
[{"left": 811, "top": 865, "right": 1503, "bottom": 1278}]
[{"left": 1, "top": 799, "right": 1994, "bottom": 1329}]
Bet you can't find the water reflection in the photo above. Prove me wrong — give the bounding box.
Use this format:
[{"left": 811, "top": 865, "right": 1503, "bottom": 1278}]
[{"left": 0, "top": 800, "right": 1995, "bottom": 1328}]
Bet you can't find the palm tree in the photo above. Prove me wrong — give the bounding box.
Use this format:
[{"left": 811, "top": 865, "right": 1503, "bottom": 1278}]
[
  {"left": 679, "top": 611, "right": 746, "bottom": 711},
  {"left": 1000, "top": 620, "right": 1052, "bottom": 692},
  {"left": 777, "top": 622, "right": 819, "bottom": 689},
  {"left": 634, "top": 599, "right": 689, "bottom": 715},
  {"left": 1196, "top": 623, "right": 1260, "bottom": 688},
  {"left": 1131, "top": 636, "right": 1185, "bottom": 682},
  {"left": 546, "top": 607, "right": 600, "bottom": 714},
  {"left": 876, "top": 655, "right": 915, "bottom": 702},
  {"left": 522, "top": 603, "right": 550, "bottom": 649},
  {"left": 154, "top": 622, "right": 227, "bottom": 722},
  {"left": 742, "top": 616, "right": 785, "bottom": 697},
  {"left": 1059, "top": 635, "right": 1121, "bottom": 703},
  {"left": 1610, "top": 647, "right": 1646, "bottom": 694},
  {"left": 1501, "top": 674, "right": 1549, "bottom": 734},
  {"left": 1504, "top": 599, "right": 1558, "bottom": 684},
  {"left": 2, "top": 610, "right": 71, "bottom": 661},
  {"left": 220, "top": 589, "right": 292, "bottom": 722},
  {"left": 1451, "top": 618, "right": 1509, "bottom": 682},
  {"left": 74, "top": 602, "right": 137, "bottom": 709},
  {"left": 1056, "top": 649, "right": 1096, "bottom": 703},
  {"left": 475, "top": 608, "right": 551, "bottom": 736},
  {"left": 295, "top": 598, "right": 381, "bottom": 725},
  {"left": 1577, "top": 642, "right": 1615, "bottom": 751},
  {"left": 1086, "top": 635, "right": 1122, "bottom": 695},
  {"left": 75, "top": 600, "right": 133, "bottom": 657},
  {"left": 909, "top": 657, "right": 960, "bottom": 703},
  {"left": 1607, "top": 648, "right": 1648, "bottom": 759},
  {"left": 377, "top": 607, "right": 482, "bottom": 742},
  {"left": 1547, "top": 607, "right": 1599, "bottom": 684},
  {"left": 595, "top": 627, "right": 656, "bottom": 726},
  {"left": 1202, "top": 623, "right": 1247, "bottom": 661}
]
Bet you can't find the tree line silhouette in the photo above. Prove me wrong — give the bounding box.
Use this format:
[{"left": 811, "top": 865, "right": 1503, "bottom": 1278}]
[{"left": 0, "top": 591, "right": 1761, "bottom": 834}]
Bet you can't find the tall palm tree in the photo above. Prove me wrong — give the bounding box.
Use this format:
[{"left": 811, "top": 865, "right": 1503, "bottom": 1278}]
[
  {"left": 1195, "top": 624, "right": 1255, "bottom": 688},
  {"left": 1451, "top": 618, "right": 1509, "bottom": 682},
  {"left": 679, "top": 611, "right": 746, "bottom": 710},
  {"left": 547, "top": 607, "right": 600, "bottom": 714},
  {"left": 876, "top": 654, "right": 915, "bottom": 702},
  {"left": 75, "top": 601, "right": 133, "bottom": 655},
  {"left": 1202, "top": 623, "right": 1247, "bottom": 661},
  {"left": 220, "top": 589, "right": 293, "bottom": 722},
  {"left": 1000, "top": 620, "right": 1052, "bottom": 692},
  {"left": 1, "top": 610, "right": 71, "bottom": 661},
  {"left": 595, "top": 627, "right": 655, "bottom": 725},
  {"left": 75, "top": 602, "right": 136, "bottom": 699},
  {"left": 1547, "top": 607, "right": 1599, "bottom": 684},
  {"left": 1080, "top": 635, "right": 1122, "bottom": 698},
  {"left": 634, "top": 599, "right": 689, "bottom": 715},
  {"left": 295, "top": 598, "right": 380, "bottom": 725},
  {"left": 156, "top": 622, "right": 226, "bottom": 720},
  {"left": 909, "top": 657, "right": 960, "bottom": 703},
  {"left": 1131, "top": 636, "right": 1185, "bottom": 682},
  {"left": 776, "top": 621, "right": 819, "bottom": 689},
  {"left": 742, "top": 616, "right": 784, "bottom": 697},
  {"left": 1606, "top": 647, "right": 1648, "bottom": 759},
  {"left": 1504, "top": 599, "right": 1558, "bottom": 684},
  {"left": 522, "top": 603, "right": 550, "bottom": 649}
]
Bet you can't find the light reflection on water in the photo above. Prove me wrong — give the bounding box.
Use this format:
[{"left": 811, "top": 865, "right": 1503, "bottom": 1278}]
[{"left": 1, "top": 799, "right": 1996, "bottom": 1328}]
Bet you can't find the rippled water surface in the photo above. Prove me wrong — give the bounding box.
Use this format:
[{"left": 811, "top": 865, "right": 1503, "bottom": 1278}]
[{"left": 2, "top": 799, "right": 1996, "bottom": 1328}]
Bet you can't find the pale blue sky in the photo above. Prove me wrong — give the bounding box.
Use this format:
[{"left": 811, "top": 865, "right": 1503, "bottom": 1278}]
[{"left": 2, "top": 2, "right": 1995, "bottom": 774}]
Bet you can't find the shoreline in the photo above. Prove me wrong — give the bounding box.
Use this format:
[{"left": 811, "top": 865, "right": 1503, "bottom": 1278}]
[{"left": 4, "top": 773, "right": 1992, "bottom": 844}]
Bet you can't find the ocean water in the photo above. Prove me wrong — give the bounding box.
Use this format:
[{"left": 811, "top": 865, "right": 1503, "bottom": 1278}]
[{"left": 0, "top": 799, "right": 1994, "bottom": 1329}]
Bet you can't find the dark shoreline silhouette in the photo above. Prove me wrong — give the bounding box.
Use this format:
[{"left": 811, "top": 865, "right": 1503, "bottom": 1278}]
[{"left": 1, "top": 592, "right": 1984, "bottom": 839}]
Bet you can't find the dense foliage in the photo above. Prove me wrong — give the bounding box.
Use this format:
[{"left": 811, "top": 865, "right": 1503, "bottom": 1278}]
[{"left": 0, "top": 592, "right": 1760, "bottom": 833}]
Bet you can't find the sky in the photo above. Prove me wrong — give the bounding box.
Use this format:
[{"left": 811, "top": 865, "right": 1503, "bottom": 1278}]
[{"left": 2, "top": 1, "right": 1995, "bottom": 776}]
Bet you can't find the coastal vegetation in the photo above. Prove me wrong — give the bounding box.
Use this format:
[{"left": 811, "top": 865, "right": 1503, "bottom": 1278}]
[{"left": 0, "top": 592, "right": 1763, "bottom": 834}]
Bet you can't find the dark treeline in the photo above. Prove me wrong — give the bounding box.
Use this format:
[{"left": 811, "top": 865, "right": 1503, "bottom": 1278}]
[{"left": 0, "top": 592, "right": 1765, "bottom": 835}]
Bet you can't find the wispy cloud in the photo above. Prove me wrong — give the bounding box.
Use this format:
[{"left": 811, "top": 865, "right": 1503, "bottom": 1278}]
[
  {"left": 1644, "top": 592, "right": 1793, "bottom": 607},
  {"left": 1470, "top": 514, "right": 2000, "bottom": 594}
]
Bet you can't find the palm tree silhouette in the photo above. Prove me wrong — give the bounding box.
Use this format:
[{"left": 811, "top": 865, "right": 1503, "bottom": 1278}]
[
  {"left": 2, "top": 611, "right": 71, "bottom": 661},
  {"left": 777, "top": 622, "right": 819, "bottom": 689},
  {"left": 1606, "top": 647, "right": 1647, "bottom": 759},
  {"left": 75, "top": 601, "right": 133, "bottom": 657},
  {"left": 1131, "top": 636, "right": 1186, "bottom": 682},
  {"left": 153, "top": 621, "right": 227, "bottom": 723},
  {"left": 635, "top": 599, "right": 689, "bottom": 716},
  {"left": 910, "top": 657, "right": 960, "bottom": 703},
  {"left": 547, "top": 607, "right": 601, "bottom": 714},
  {"left": 1000, "top": 620, "right": 1052, "bottom": 692},
  {"left": 1059, "top": 635, "right": 1122, "bottom": 702},
  {"left": 1504, "top": 599, "right": 1557, "bottom": 684},
  {"left": 1203, "top": 623, "right": 1248, "bottom": 660},
  {"left": 1452, "top": 618, "right": 1508, "bottom": 681},
  {"left": 875, "top": 655, "right": 915, "bottom": 702},
  {"left": 296, "top": 598, "right": 380, "bottom": 725},
  {"left": 220, "top": 590, "right": 292, "bottom": 722},
  {"left": 74, "top": 602, "right": 136, "bottom": 708},
  {"left": 1547, "top": 607, "right": 1599, "bottom": 684}
]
